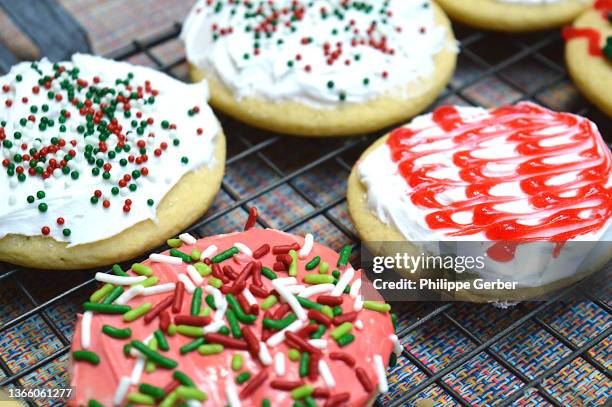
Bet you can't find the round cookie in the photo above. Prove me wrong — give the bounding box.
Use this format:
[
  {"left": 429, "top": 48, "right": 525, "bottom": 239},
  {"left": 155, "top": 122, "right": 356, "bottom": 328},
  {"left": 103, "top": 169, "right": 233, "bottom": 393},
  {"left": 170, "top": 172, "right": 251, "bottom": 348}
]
[
  {"left": 563, "top": 1, "right": 612, "bottom": 117},
  {"left": 0, "top": 55, "right": 225, "bottom": 270},
  {"left": 182, "top": 0, "right": 457, "bottom": 137},
  {"left": 348, "top": 102, "right": 612, "bottom": 302},
  {"left": 68, "top": 225, "right": 397, "bottom": 406},
  {"left": 436, "top": 0, "right": 592, "bottom": 32}
]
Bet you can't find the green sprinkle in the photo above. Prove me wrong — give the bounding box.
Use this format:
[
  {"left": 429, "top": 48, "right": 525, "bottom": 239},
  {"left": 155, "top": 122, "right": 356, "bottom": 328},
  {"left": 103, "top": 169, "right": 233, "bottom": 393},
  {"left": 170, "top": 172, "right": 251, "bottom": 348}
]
[
  {"left": 261, "top": 266, "right": 278, "bottom": 280},
  {"left": 288, "top": 348, "right": 301, "bottom": 361},
  {"left": 263, "top": 313, "right": 297, "bottom": 330},
  {"left": 139, "top": 384, "right": 165, "bottom": 400},
  {"left": 168, "top": 324, "right": 177, "bottom": 336},
  {"left": 176, "top": 386, "right": 207, "bottom": 401},
  {"left": 218, "top": 326, "right": 230, "bottom": 336},
  {"left": 180, "top": 337, "right": 205, "bottom": 354},
  {"left": 304, "top": 396, "right": 317, "bottom": 407},
  {"left": 176, "top": 325, "right": 204, "bottom": 337},
  {"left": 319, "top": 262, "right": 329, "bottom": 274},
  {"left": 83, "top": 302, "right": 131, "bottom": 314},
  {"left": 199, "top": 307, "right": 211, "bottom": 317},
  {"left": 211, "top": 247, "right": 239, "bottom": 263},
  {"left": 132, "top": 276, "right": 159, "bottom": 288},
  {"left": 291, "top": 385, "right": 314, "bottom": 400},
  {"left": 226, "top": 308, "right": 242, "bottom": 338},
  {"left": 305, "top": 256, "right": 321, "bottom": 270},
  {"left": 208, "top": 277, "right": 223, "bottom": 289},
  {"left": 236, "top": 371, "right": 251, "bottom": 385},
  {"left": 262, "top": 399, "right": 272, "bottom": 407},
  {"left": 288, "top": 249, "right": 298, "bottom": 277},
  {"left": 295, "top": 296, "right": 324, "bottom": 312},
  {"left": 123, "top": 344, "right": 132, "bottom": 357},
  {"left": 194, "top": 262, "right": 212, "bottom": 276},
  {"left": 205, "top": 294, "right": 216, "bottom": 310},
  {"left": 173, "top": 370, "right": 196, "bottom": 387},
  {"left": 337, "top": 333, "right": 355, "bottom": 347},
  {"left": 170, "top": 248, "right": 193, "bottom": 263},
  {"left": 191, "top": 287, "right": 203, "bottom": 316},
  {"left": 363, "top": 301, "right": 391, "bottom": 313},
  {"left": 190, "top": 249, "right": 201, "bottom": 261},
  {"left": 154, "top": 330, "right": 169, "bottom": 351},
  {"left": 261, "top": 295, "right": 278, "bottom": 310},
  {"left": 112, "top": 264, "right": 129, "bottom": 276},
  {"left": 167, "top": 238, "right": 182, "bottom": 248},
  {"left": 131, "top": 340, "right": 177, "bottom": 369},
  {"left": 127, "top": 392, "right": 155, "bottom": 405},
  {"left": 88, "top": 399, "right": 104, "bottom": 407},
  {"left": 90, "top": 283, "right": 114, "bottom": 303},
  {"left": 330, "top": 322, "right": 352, "bottom": 340},
  {"left": 132, "top": 263, "right": 153, "bottom": 276},
  {"left": 304, "top": 274, "right": 335, "bottom": 285},
  {"left": 299, "top": 352, "right": 310, "bottom": 377},
  {"left": 227, "top": 293, "right": 257, "bottom": 324},
  {"left": 102, "top": 325, "right": 132, "bottom": 339},
  {"left": 159, "top": 391, "right": 179, "bottom": 407},
  {"left": 123, "top": 302, "right": 152, "bottom": 322},
  {"left": 333, "top": 305, "right": 343, "bottom": 316},
  {"left": 198, "top": 344, "right": 224, "bottom": 355},
  {"left": 337, "top": 245, "right": 352, "bottom": 267},
  {"left": 102, "top": 286, "right": 124, "bottom": 304},
  {"left": 232, "top": 354, "right": 244, "bottom": 371},
  {"left": 73, "top": 350, "right": 100, "bottom": 365},
  {"left": 311, "top": 323, "right": 327, "bottom": 340}
]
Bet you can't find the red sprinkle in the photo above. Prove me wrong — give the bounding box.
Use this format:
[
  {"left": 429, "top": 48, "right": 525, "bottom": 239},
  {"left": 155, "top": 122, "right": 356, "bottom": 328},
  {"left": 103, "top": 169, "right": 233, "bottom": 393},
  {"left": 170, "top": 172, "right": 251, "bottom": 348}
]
[
  {"left": 244, "top": 207, "right": 258, "bottom": 230},
  {"left": 329, "top": 352, "right": 356, "bottom": 367},
  {"left": 252, "top": 244, "right": 270, "bottom": 259},
  {"left": 312, "top": 388, "right": 330, "bottom": 398},
  {"left": 144, "top": 295, "right": 174, "bottom": 324},
  {"left": 273, "top": 303, "right": 291, "bottom": 320},
  {"left": 317, "top": 295, "right": 343, "bottom": 306},
  {"left": 172, "top": 282, "right": 185, "bottom": 313},
  {"left": 249, "top": 283, "right": 268, "bottom": 298},
  {"left": 252, "top": 262, "right": 263, "bottom": 287},
  {"left": 285, "top": 332, "right": 321, "bottom": 355},
  {"left": 173, "top": 315, "right": 211, "bottom": 326},
  {"left": 355, "top": 367, "right": 374, "bottom": 392},
  {"left": 159, "top": 310, "right": 170, "bottom": 332},
  {"left": 272, "top": 242, "right": 300, "bottom": 254},
  {"left": 325, "top": 393, "right": 350, "bottom": 407},
  {"left": 308, "top": 351, "right": 320, "bottom": 381},
  {"left": 270, "top": 380, "right": 303, "bottom": 391},
  {"left": 308, "top": 310, "right": 332, "bottom": 327},
  {"left": 332, "top": 311, "right": 358, "bottom": 326},
  {"left": 241, "top": 326, "right": 260, "bottom": 355},
  {"left": 204, "top": 333, "right": 248, "bottom": 350},
  {"left": 297, "top": 323, "right": 320, "bottom": 338},
  {"left": 162, "top": 379, "right": 180, "bottom": 395},
  {"left": 276, "top": 254, "right": 292, "bottom": 267},
  {"left": 273, "top": 261, "right": 287, "bottom": 272},
  {"left": 240, "top": 371, "right": 269, "bottom": 398}
]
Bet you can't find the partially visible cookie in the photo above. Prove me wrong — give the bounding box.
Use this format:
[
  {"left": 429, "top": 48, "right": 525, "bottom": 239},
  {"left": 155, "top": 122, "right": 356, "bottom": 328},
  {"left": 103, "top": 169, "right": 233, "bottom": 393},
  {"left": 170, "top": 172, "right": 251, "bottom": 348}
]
[
  {"left": 182, "top": 0, "right": 457, "bottom": 136},
  {"left": 563, "top": 1, "right": 612, "bottom": 116},
  {"left": 436, "top": 0, "right": 592, "bottom": 32},
  {"left": 0, "top": 55, "right": 225, "bottom": 270}
]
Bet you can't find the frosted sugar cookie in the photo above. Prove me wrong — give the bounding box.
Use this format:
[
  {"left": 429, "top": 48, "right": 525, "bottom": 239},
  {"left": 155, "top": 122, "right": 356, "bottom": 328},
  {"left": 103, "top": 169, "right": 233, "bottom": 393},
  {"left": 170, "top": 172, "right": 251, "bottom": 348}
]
[
  {"left": 436, "top": 0, "right": 592, "bottom": 32},
  {"left": 563, "top": 0, "right": 612, "bottom": 116},
  {"left": 0, "top": 55, "right": 225, "bottom": 270},
  {"left": 348, "top": 102, "right": 611, "bottom": 301},
  {"left": 69, "top": 217, "right": 397, "bottom": 406},
  {"left": 182, "top": 0, "right": 457, "bottom": 136}
]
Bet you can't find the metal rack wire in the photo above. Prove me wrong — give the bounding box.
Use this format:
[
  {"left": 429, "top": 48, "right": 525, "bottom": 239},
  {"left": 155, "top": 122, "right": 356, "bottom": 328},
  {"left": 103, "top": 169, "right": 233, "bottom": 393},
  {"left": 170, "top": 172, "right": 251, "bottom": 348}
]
[{"left": 0, "top": 19, "right": 611, "bottom": 407}]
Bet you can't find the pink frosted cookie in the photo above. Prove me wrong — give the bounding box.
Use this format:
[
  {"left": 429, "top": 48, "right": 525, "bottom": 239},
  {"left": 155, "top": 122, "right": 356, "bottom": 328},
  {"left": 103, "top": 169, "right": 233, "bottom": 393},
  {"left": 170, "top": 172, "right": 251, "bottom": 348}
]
[{"left": 69, "top": 212, "right": 397, "bottom": 406}]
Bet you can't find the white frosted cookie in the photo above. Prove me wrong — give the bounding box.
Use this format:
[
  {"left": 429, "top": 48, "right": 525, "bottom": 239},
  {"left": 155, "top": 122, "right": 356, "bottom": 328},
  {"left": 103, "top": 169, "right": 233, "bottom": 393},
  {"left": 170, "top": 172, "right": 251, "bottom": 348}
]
[
  {"left": 563, "top": 1, "right": 612, "bottom": 117},
  {"left": 347, "top": 102, "right": 612, "bottom": 301},
  {"left": 182, "top": 0, "right": 457, "bottom": 136},
  {"left": 0, "top": 55, "right": 225, "bottom": 270},
  {"left": 436, "top": 0, "right": 592, "bottom": 32}
]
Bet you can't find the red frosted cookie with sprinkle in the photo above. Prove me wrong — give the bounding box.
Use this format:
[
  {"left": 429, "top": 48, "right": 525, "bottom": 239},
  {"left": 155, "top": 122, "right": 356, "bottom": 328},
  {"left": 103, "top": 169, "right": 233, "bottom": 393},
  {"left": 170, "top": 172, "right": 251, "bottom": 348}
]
[{"left": 69, "top": 211, "right": 397, "bottom": 406}]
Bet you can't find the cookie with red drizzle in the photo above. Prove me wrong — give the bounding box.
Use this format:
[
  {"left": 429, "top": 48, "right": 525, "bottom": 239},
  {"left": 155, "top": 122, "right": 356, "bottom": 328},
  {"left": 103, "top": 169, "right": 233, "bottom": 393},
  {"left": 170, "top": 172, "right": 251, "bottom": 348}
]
[
  {"left": 69, "top": 214, "right": 396, "bottom": 406},
  {"left": 349, "top": 102, "right": 611, "bottom": 298}
]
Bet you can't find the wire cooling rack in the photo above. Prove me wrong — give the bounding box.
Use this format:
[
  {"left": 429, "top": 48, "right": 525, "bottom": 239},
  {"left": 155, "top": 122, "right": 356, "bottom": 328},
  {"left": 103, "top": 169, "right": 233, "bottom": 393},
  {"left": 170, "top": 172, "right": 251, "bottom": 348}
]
[{"left": 0, "top": 20, "right": 611, "bottom": 407}]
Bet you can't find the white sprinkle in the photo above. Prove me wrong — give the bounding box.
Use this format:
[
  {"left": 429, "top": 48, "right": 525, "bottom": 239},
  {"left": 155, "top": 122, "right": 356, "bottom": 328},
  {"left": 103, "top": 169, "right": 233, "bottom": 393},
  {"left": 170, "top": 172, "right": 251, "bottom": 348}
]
[
  {"left": 225, "top": 383, "right": 242, "bottom": 407},
  {"left": 274, "top": 352, "right": 285, "bottom": 376},
  {"left": 186, "top": 265, "right": 204, "bottom": 286},
  {"left": 114, "top": 285, "right": 145, "bottom": 305},
  {"left": 258, "top": 341, "right": 273, "bottom": 366},
  {"left": 203, "top": 320, "right": 224, "bottom": 334},
  {"left": 186, "top": 401, "right": 201, "bottom": 407},
  {"left": 200, "top": 245, "right": 218, "bottom": 261},
  {"left": 149, "top": 253, "right": 183, "bottom": 265},
  {"left": 298, "top": 233, "right": 314, "bottom": 259},
  {"left": 130, "top": 357, "right": 146, "bottom": 384},
  {"left": 178, "top": 273, "right": 196, "bottom": 294},
  {"left": 179, "top": 233, "right": 197, "bottom": 245},
  {"left": 142, "top": 283, "right": 176, "bottom": 296},
  {"left": 298, "top": 283, "right": 335, "bottom": 298},
  {"left": 272, "top": 280, "right": 307, "bottom": 321},
  {"left": 113, "top": 376, "right": 131, "bottom": 406},
  {"left": 81, "top": 311, "right": 92, "bottom": 349},
  {"left": 206, "top": 286, "right": 227, "bottom": 322},
  {"left": 274, "top": 277, "right": 297, "bottom": 286},
  {"left": 266, "top": 319, "right": 304, "bottom": 347},
  {"left": 233, "top": 242, "right": 253, "bottom": 257},
  {"left": 349, "top": 278, "right": 362, "bottom": 299},
  {"left": 373, "top": 354, "right": 388, "bottom": 394},
  {"left": 285, "top": 285, "right": 306, "bottom": 295},
  {"left": 390, "top": 334, "right": 403, "bottom": 356},
  {"left": 331, "top": 267, "right": 354, "bottom": 296},
  {"left": 318, "top": 360, "right": 336, "bottom": 389},
  {"left": 95, "top": 273, "right": 146, "bottom": 285},
  {"left": 242, "top": 287, "right": 257, "bottom": 306},
  {"left": 353, "top": 295, "right": 364, "bottom": 312},
  {"left": 308, "top": 339, "right": 328, "bottom": 349},
  {"left": 355, "top": 320, "right": 364, "bottom": 330}
]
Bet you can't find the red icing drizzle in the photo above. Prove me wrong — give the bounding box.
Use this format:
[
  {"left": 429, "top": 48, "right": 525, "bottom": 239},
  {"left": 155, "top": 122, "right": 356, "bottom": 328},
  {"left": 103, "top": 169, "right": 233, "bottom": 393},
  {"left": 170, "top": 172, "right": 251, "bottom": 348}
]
[
  {"left": 386, "top": 103, "right": 612, "bottom": 253},
  {"left": 595, "top": 0, "right": 612, "bottom": 18},
  {"left": 562, "top": 27, "right": 603, "bottom": 56}
]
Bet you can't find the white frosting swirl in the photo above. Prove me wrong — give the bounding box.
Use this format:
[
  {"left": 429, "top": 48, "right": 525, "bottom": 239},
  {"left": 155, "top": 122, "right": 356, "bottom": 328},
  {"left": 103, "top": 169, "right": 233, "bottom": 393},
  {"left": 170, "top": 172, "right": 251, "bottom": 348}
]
[
  {"left": 182, "top": 0, "right": 452, "bottom": 108},
  {"left": 0, "top": 55, "right": 220, "bottom": 246}
]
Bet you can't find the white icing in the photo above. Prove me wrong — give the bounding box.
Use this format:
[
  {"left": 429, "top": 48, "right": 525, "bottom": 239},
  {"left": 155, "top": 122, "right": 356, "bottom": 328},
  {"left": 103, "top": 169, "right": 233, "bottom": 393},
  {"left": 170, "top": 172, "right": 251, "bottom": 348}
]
[
  {"left": 0, "top": 55, "right": 220, "bottom": 246},
  {"left": 182, "top": 0, "right": 452, "bottom": 108},
  {"left": 358, "top": 106, "right": 612, "bottom": 287}
]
